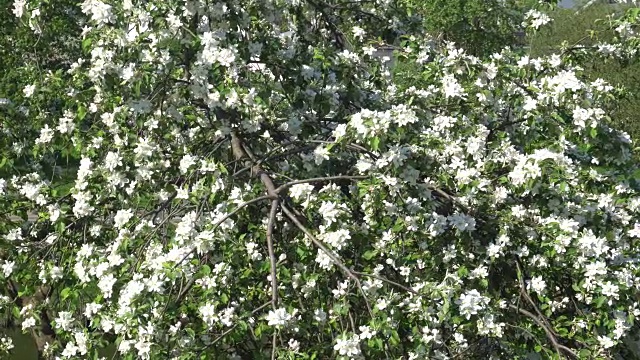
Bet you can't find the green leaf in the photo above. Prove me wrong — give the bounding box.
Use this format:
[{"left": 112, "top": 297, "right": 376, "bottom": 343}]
[
  {"left": 60, "top": 287, "right": 72, "bottom": 300},
  {"left": 82, "top": 38, "right": 92, "bottom": 53},
  {"left": 201, "top": 265, "right": 211, "bottom": 275},
  {"left": 370, "top": 137, "right": 380, "bottom": 151},
  {"left": 457, "top": 266, "right": 468, "bottom": 277},
  {"left": 371, "top": 338, "right": 384, "bottom": 350},
  {"left": 578, "top": 349, "right": 591, "bottom": 358},
  {"left": 77, "top": 105, "right": 86, "bottom": 121},
  {"left": 295, "top": 246, "right": 307, "bottom": 259},
  {"left": 389, "top": 330, "right": 400, "bottom": 345},
  {"left": 440, "top": 299, "right": 450, "bottom": 322},
  {"left": 362, "top": 250, "right": 377, "bottom": 260}
]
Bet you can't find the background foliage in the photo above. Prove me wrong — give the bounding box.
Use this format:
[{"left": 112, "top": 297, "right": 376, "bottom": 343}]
[{"left": 528, "top": 0, "right": 640, "bottom": 143}]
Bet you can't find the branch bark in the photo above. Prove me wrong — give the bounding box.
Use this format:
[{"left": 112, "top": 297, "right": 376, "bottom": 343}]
[
  {"left": 230, "top": 130, "right": 285, "bottom": 360},
  {"left": 508, "top": 304, "right": 578, "bottom": 359}
]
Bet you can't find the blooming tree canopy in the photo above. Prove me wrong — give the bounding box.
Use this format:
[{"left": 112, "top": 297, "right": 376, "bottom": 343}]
[{"left": 3, "top": 0, "right": 640, "bottom": 359}]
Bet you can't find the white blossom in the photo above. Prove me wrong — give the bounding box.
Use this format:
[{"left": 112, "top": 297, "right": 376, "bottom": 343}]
[
  {"left": 266, "top": 308, "right": 293, "bottom": 327},
  {"left": 456, "top": 289, "right": 489, "bottom": 319}
]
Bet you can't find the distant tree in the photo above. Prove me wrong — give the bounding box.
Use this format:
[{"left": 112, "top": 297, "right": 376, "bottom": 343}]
[
  {"left": 528, "top": 1, "right": 640, "bottom": 142},
  {"left": 398, "top": 0, "right": 546, "bottom": 57}
]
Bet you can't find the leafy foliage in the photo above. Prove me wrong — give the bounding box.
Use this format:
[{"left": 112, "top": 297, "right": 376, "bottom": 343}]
[
  {"left": 402, "top": 0, "right": 531, "bottom": 56},
  {"left": 528, "top": 1, "right": 640, "bottom": 141},
  {"left": 2, "top": 1, "right": 640, "bottom": 360}
]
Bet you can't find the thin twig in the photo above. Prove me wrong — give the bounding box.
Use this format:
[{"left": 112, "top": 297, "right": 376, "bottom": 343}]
[
  {"left": 348, "top": 311, "right": 357, "bottom": 333},
  {"left": 271, "top": 332, "right": 278, "bottom": 360},
  {"left": 515, "top": 260, "right": 555, "bottom": 332},
  {"left": 172, "top": 195, "right": 275, "bottom": 271},
  {"left": 353, "top": 271, "right": 419, "bottom": 296},
  {"left": 275, "top": 175, "right": 368, "bottom": 193},
  {"left": 209, "top": 301, "right": 273, "bottom": 347},
  {"left": 306, "top": 139, "right": 379, "bottom": 160},
  {"left": 210, "top": 195, "right": 276, "bottom": 232},
  {"left": 232, "top": 145, "right": 316, "bottom": 177}
]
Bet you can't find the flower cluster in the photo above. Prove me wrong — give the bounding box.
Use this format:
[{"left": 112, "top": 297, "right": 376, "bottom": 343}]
[{"left": 3, "top": 0, "right": 640, "bottom": 359}]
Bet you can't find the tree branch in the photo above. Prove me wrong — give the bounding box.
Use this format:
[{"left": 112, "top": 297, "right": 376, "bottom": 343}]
[
  {"left": 171, "top": 193, "right": 278, "bottom": 307},
  {"left": 280, "top": 204, "right": 373, "bottom": 316},
  {"left": 267, "top": 199, "right": 280, "bottom": 308},
  {"left": 207, "top": 300, "right": 273, "bottom": 347},
  {"left": 232, "top": 145, "right": 317, "bottom": 178},
  {"left": 508, "top": 304, "right": 578, "bottom": 359},
  {"left": 511, "top": 260, "right": 578, "bottom": 359},
  {"left": 275, "top": 175, "right": 368, "bottom": 194},
  {"left": 352, "top": 271, "right": 419, "bottom": 296}
]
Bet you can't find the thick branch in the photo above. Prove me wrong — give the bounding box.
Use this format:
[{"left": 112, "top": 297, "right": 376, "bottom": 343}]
[
  {"left": 508, "top": 305, "right": 577, "bottom": 359},
  {"left": 266, "top": 199, "right": 280, "bottom": 360},
  {"left": 267, "top": 199, "right": 280, "bottom": 308},
  {"left": 231, "top": 130, "right": 285, "bottom": 360},
  {"left": 512, "top": 260, "right": 577, "bottom": 359},
  {"left": 231, "top": 131, "right": 279, "bottom": 198}
]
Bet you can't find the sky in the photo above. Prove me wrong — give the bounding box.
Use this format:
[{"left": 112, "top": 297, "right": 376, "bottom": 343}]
[{"left": 559, "top": 0, "right": 575, "bottom": 7}]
